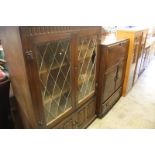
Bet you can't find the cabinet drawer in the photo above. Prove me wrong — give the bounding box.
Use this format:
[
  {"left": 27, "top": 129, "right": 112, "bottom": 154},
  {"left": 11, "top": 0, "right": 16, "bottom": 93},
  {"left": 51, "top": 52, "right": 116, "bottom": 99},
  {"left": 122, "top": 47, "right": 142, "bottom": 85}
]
[
  {"left": 101, "top": 87, "right": 122, "bottom": 117},
  {"left": 53, "top": 113, "right": 76, "bottom": 129},
  {"left": 54, "top": 98, "right": 96, "bottom": 129},
  {"left": 104, "top": 42, "right": 127, "bottom": 69},
  {"left": 76, "top": 97, "right": 96, "bottom": 128}
]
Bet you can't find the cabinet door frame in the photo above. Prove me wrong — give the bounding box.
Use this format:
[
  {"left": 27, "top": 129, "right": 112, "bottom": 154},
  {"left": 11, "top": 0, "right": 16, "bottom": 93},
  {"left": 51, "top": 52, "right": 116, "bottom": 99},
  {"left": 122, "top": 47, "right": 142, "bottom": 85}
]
[
  {"left": 21, "top": 32, "right": 76, "bottom": 128},
  {"left": 96, "top": 45, "right": 107, "bottom": 115},
  {"left": 132, "top": 32, "right": 143, "bottom": 85},
  {"left": 75, "top": 30, "right": 101, "bottom": 107},
  {"left": 20, "top": 31, "right": 45, "bottom": 128},
  {"left": 133, "top": 30, "right": 148, "bottom": 85}
]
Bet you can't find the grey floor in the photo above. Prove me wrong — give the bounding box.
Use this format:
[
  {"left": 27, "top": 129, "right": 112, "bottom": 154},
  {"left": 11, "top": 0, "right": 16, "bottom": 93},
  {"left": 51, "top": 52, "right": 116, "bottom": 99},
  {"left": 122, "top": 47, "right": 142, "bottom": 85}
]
[{"left": 88, "top": 57, "right": 155, "bottom": 129}]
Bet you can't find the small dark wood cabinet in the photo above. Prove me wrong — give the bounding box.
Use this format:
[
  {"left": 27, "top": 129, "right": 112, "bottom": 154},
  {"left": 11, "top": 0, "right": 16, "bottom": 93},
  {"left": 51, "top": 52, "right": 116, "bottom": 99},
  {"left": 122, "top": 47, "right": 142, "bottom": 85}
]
[{"left": 96, "top": 38, "right": 129, "bottom": 117}]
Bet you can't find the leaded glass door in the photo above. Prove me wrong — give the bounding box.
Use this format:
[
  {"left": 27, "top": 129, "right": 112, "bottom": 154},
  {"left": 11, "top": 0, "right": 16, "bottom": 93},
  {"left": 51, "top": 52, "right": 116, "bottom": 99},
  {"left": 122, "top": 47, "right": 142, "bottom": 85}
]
[
  {"left": 77, "top": 35, "right": 98, "bottom": 104},
  {"left": 34, "top": 37, "right": 73, "bottom": 125}
]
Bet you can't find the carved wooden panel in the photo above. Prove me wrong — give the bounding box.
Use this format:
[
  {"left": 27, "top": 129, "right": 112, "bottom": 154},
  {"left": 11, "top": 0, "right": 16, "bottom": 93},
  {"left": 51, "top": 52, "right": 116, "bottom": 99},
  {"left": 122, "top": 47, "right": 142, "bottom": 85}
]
[
  {"left": 76, "top": 106, "right": 87, "bottom": 128},
  {"left": 87, "top": 99, "right": 96, "bottom": 120},
  {"left": 54, "top": 114, "right": 75, "bottom": 129},
  {"left": 63, "top": 118, "right": 75, "bottom": 129},
  {"left": 20, "top": 26, "right": 101, "bottom": 37}
]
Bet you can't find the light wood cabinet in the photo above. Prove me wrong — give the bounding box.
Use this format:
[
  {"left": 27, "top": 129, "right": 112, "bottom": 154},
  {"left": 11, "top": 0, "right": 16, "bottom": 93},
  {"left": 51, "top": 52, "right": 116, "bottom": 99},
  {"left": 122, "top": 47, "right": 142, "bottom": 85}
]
[{"left": 116, "top": 28, "right": 148, "bottom": 96}]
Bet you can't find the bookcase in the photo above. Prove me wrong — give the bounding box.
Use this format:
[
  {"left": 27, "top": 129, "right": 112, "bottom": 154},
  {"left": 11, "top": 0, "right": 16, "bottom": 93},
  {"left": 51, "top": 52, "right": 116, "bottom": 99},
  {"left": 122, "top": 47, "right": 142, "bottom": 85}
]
[{"left": 0, "top": 26, "right": 102, "bottom": 128}]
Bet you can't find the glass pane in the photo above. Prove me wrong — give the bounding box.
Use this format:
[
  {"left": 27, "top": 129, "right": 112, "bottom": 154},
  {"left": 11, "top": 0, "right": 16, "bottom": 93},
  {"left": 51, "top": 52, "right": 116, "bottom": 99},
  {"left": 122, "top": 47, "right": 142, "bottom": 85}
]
[
  {"left": 77, "top": 36, "right": 97, "bottom": 102},
  {"left": 35, "top": 39, "right": 72, "bottom": 124}
]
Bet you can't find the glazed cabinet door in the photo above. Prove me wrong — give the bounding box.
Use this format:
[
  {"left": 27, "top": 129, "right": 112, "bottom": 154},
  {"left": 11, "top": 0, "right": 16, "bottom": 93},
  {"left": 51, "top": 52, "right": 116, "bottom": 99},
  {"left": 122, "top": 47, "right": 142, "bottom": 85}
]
[
  {"left": 127, "top": 33, "right": 142, "bottom": 91},
  {"left": 133, "top": 31, "right": 147, "bottom": 83},
  {"left": 77, "top": 35, "right": 98, "bottom": 104},
  {"left": 31, "top": 34, "right": 75, "bottom": 127},
  {"left": 137, "top": 31, "right": 148, "bottom": 77}
]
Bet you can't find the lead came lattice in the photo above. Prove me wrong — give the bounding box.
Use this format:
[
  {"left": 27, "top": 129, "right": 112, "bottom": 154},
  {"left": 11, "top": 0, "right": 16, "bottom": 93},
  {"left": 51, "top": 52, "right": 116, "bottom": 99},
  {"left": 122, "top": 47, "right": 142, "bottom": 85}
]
[
  {"left": 36, "top": 39, "right": 72, "bottom": 124},
  {"left": 78, "top": 36, "right": 98, "bottom": 102}
]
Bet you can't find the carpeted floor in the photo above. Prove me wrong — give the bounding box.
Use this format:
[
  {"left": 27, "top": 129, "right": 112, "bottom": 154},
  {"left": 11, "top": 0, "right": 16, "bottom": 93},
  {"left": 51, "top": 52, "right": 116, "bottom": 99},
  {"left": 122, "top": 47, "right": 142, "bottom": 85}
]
[{"left": 88, "top": 57, "right": 155, "bottom": 129}]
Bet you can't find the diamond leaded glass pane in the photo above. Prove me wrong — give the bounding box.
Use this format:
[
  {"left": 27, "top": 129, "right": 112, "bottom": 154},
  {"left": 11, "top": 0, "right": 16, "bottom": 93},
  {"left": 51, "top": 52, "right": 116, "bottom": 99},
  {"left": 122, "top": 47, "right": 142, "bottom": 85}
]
[
  {"left": 78, "top": 36, "right": 97, "bottom": 102},
  {"left": 35, "top": 39, "right": 72, "bottom": 124}
]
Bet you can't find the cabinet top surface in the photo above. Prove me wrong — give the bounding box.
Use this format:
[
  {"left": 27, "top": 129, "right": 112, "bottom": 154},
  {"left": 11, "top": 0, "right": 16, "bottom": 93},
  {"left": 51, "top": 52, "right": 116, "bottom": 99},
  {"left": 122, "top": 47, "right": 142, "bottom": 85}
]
[
  {"left": 117, "top": 27, "right": 149, "bottom": 33},
  {"left": 100, "top": 34, "right": 128, "bottom": 46}
]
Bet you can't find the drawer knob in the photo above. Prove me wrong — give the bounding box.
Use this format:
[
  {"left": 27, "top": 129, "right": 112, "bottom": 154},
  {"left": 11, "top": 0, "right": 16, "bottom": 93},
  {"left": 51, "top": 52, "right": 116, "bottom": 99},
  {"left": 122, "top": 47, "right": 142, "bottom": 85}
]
[{"left": 73, "top": 121, "right": 78, "bottom": 125}]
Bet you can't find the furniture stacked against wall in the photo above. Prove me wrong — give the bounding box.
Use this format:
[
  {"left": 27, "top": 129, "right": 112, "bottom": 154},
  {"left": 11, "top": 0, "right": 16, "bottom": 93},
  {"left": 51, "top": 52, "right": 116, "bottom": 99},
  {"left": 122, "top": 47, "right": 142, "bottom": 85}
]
[
  {"left": 0, "top": 26, "right": 154, "bottom": 128},
  {"left": 96, "top": 36, "right": 129, "bottom": 117},
  {"left": 116, "top": 28, "right": 148, "bottom": 96}
]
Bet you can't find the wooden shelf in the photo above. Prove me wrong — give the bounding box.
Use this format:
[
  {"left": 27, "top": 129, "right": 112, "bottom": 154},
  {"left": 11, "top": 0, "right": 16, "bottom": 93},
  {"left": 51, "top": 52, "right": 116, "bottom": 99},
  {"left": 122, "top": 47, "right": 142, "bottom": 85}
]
[
  {"left": 39, "top": 62, "right": 68, "bottom": 75},
  {"left": 44, "top": 85, "right": 70, "bottom": 105},
  {"left": 52, "top": 62, "right": 68, "bottom": 70}
]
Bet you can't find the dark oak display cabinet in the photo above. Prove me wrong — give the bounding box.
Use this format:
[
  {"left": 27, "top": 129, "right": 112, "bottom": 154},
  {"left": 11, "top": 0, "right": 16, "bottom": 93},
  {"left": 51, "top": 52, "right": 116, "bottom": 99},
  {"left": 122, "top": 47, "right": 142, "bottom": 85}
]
[
  {"left": 96, "top": 38, "right": 129, "bottom": 117},
  {"left": 0, "top": 26, "right": 102, "bottom": 128}
]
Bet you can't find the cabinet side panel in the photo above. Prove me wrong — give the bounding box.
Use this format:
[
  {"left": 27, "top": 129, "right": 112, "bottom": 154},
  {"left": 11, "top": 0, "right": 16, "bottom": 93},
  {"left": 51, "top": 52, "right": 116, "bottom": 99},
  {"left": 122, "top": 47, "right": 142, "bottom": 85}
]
[{"left": 0, "top": 27, "right": 36, "bottom": 128}]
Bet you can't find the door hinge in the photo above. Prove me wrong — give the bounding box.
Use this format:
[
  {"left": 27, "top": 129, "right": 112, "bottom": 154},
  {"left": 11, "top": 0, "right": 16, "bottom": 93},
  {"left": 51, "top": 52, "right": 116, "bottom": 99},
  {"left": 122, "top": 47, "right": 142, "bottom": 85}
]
[{"left": 25, "top": 50, "right": 34, "bottom": 61}]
